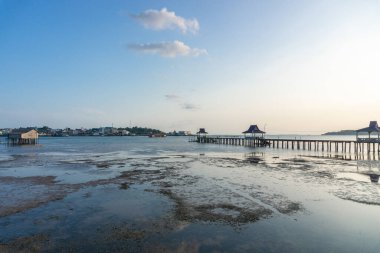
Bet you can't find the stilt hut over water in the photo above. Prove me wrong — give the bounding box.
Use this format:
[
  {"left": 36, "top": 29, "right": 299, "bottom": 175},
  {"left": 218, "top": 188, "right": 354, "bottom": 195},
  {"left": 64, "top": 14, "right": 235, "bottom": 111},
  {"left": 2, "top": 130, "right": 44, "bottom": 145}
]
[
  {"left": 8, "top": 129, "right": 39, "bottom": 145},
  {"left": 243, "top": 125, "right": 265, "bottom": 139},
  {"left": 196, "top": 128, "right": 208, "bottom": 138},
  {"left": 356, "top": 121, "right": 380, "bottom": 143}
]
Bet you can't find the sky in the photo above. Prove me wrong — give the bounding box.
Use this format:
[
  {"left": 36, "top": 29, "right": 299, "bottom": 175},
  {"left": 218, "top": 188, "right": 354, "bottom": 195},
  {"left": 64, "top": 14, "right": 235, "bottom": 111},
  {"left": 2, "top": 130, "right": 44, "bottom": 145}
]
[{"left": 1, "top": 0, "right": 380, "bottom": 134}]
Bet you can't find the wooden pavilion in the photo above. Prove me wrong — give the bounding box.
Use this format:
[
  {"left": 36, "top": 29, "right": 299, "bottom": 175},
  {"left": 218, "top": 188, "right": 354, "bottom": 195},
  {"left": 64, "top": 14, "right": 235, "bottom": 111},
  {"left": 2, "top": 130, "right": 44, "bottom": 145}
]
[
  {"left": 356, "top": 121, "right": 380, "bottom": 143},
  {"left": 196, "top": 128, "right": 208, "bottom": 137},
  {"left": 8, "top": 129, "right": 39, "bottom": 145},
  {"left": 243, "top": 125, "right": 265, "bottom": 139}
]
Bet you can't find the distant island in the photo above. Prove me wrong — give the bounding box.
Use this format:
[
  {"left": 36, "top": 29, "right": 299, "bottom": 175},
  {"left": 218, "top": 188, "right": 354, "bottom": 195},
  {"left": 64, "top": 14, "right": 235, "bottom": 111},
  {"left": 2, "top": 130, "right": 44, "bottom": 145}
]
[
  {"left": 0, "top": 126, "right": 194, "bottom": 137},
  {"left": 322, "top": 130, "right": 356, "bottom": 136},
  {"left": 0, "top": 126, "right": 165, "bottom": 137}
]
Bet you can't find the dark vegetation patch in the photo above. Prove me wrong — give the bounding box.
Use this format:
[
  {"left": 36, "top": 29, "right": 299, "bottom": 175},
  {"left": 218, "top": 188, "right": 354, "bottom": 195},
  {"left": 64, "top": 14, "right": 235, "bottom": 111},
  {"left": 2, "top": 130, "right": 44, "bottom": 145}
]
[
  {"left": 301, "top": 155, "right": 353, "bottom": 161},
  {"left": 109, "top": 227, "right": 145, "bottom": 241},
  {"left": 119, "top": 182, "right": 130, "bottom": 190},
  {"left": 310, "top": 171, "right": 334, "bottom": 179},
  {"left": 0, "top": 176, "right": 57, "bottom": 185},
  {"left": 0, "top": 176, "right": 67, "bottom": 218},
  {"left": 251, "top": 192, "right": 303, "bottom": 214},
  {"left": 158, "top": 189, "right": 271, "bottom": 226},
  {"left": 96, "top": 163, "right": 111, "bottom": 168},
  {"left": 142, "top": 240, "right": 200, "bottom": 253},
  {"left": 146, "top": 157, "right": 171, "bottom": 161},
  {"left": 0, "top": 234, "right": 50, "bottom": 253},
  {"left": 195, "top": 203, "right": 271, "bottom": 224},
  {"left": 59, "top": 158, "right": 130, "bottom": 170},
  {"left": 245, "top": 157, "right": 262, "bottom": 164},
  {"left": 283, "top": 158, "right": 310, "bottom": 163},
  {"left": 272, "top": 162, "right": 313, "bottom": 171},
  {"left": 0, "top": 175, "right": 126, "bottom": 217}
]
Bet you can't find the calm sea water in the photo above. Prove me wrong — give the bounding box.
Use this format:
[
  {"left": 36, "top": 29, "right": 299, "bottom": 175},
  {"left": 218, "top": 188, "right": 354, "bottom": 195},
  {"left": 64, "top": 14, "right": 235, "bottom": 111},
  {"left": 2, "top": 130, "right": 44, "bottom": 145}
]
[
  {"left": 1, "top": 136, "right": 380, "bottom": 252},
  {"left": 0, "top": 134, "right": 367, "bottom": 157}
]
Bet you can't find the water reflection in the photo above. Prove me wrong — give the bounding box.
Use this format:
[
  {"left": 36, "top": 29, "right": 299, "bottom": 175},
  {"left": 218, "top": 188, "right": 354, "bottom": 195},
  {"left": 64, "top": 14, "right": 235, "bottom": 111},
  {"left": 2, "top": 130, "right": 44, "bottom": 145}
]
[
  {"left": 356, "top": 159, "right": 380, "bottom": 183},
  {"left": 295, "top": 153, "right": 380, "bottom": 184},
  {"left": 301, "top": 152, "right": 380, "bottom": 161},
  {"left": 369, "top": 174, "right": 379, "bottom": 183},
  {"left": 354, "top": 152, "right": 380, "bottom": 161},
  {"left": 244, "top": 152, "right": 265, "bottom": 163}
]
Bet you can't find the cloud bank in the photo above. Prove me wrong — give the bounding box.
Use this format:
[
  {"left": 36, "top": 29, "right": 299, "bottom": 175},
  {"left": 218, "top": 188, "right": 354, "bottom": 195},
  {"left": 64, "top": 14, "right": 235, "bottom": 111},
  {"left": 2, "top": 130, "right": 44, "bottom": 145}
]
[
  {"left": 128, "top": 40, "right": 207, "bottom": 58},
  {"left": 131, "top": 8, "right": 199, "bottom": 34}
]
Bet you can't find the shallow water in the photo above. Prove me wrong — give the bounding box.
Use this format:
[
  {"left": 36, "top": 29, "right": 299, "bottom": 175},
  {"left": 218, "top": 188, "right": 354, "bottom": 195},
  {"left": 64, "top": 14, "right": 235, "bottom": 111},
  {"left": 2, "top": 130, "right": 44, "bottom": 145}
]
[{"left": 1, "top": 136, "right": 380, "bottom": 252}]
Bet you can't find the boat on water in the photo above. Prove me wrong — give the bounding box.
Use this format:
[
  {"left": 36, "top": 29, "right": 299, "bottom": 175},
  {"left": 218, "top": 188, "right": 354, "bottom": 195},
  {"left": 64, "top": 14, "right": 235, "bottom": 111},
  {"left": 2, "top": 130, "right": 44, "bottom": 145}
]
[{"left": 148, "top": 133, "right": 166, "bottom": 138}]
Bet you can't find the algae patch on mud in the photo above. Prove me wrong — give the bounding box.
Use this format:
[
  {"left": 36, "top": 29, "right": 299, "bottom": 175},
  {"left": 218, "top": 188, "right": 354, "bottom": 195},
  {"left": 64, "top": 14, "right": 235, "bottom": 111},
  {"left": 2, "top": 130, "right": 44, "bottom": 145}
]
[
  {"left": 0, "top": 234, "right": 49, "bottom": 253},
  {"left": 0, "top": 176, "right": 67, "bottom": 218}
]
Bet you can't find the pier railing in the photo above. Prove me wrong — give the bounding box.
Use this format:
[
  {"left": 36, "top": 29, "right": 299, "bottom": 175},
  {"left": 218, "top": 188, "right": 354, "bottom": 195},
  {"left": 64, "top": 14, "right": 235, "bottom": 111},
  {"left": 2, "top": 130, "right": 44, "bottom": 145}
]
[
  {"left": 190, "top": 136, "right": 380, "bottom": 153},
  {"left": 357, "top": 138, "right": 380, "bottom": 143}
]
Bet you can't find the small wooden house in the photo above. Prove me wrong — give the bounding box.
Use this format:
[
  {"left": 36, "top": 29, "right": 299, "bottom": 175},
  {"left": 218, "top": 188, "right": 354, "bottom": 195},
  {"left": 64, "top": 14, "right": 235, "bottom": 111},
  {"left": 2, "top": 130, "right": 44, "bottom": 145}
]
[{"left": 8, "top": 129, "right": 39, "bottom": 145}]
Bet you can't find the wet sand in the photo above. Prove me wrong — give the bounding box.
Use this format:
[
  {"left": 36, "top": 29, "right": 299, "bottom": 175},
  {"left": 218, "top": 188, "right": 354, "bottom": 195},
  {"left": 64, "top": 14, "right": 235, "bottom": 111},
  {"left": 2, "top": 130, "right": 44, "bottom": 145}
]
[{"left": 1, "top": 147, "right": 380, "bottom": 252}]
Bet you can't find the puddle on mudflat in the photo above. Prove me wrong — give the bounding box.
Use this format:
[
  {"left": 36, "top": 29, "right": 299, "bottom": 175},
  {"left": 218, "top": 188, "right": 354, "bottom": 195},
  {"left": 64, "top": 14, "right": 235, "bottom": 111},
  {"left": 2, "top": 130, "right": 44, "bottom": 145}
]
[{"left": 336, "top": 172, "right": 374, "bottom": 183}]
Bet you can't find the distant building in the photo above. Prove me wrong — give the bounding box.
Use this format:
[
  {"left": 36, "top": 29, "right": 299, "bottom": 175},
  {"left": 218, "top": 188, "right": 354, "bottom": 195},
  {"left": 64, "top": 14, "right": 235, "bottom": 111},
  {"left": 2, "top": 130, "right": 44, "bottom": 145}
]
[
  {"left": 74, "top": 128, "right": 87, "bottom": 136},
  {"left": 51, "top": 129, "right": 67, "bottom": 137},
  {"left": 1, "top": 129, "right": 12, "bottom": 135},
  {"left": 8, "top": 129, "right": 39, "bottom": 145},
  {"left": 119, "top": 130, "right": 129, "bottom": 136},
  {"left": 100, "top": 127, "right": 118, "bottom": 136},
  {"left": 177, "top": 131, "right": 192, "bottom": 136},
  {"left": 64, "top": 128, "right": 74, "bottom": 136},
  {"left": 167, "top": 130, "right": 192, "bottom": 136},
  {"left": 92, "top": 131, "right": 100, "bottom": 136}
]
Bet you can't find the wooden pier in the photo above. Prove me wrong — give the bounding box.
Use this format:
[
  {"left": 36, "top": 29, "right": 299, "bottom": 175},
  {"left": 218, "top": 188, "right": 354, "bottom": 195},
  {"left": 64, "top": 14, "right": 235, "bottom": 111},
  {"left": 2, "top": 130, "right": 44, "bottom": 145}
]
[{"left": 190, "top": 136, "right": 380, "bottom": 154}]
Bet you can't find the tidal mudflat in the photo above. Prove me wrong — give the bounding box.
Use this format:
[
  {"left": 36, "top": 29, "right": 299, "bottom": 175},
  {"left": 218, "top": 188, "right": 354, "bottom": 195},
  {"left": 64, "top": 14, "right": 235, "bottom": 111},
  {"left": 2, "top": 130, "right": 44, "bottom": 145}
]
[{"left": 1, "top": 137, "right": 380, "bottom": 252}]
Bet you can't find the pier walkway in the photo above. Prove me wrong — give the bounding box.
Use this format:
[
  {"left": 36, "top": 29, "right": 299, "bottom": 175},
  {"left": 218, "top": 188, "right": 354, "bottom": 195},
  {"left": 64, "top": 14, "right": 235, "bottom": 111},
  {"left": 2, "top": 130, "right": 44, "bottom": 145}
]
[{"left": 190, "top": 136, "right": 380, "bottom": 153}]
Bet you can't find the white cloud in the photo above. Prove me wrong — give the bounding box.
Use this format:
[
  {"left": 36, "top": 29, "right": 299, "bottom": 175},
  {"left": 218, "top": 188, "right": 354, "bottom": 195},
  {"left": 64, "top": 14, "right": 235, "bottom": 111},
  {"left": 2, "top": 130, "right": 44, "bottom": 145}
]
[
  {"left": 182, "top": 103, "right": 198, "bottom": 110},
  {"left": 131, "top": 8, "right": 199, "bottom": 34},
  {"left": 165, "top": 94, "right": 181, "bottom": 100},
  {"left": 128, "top": 40, "right": 207, "bottom": 58},
  {"left": 164, "top": 95, "right": 199, "bottom": 111}
]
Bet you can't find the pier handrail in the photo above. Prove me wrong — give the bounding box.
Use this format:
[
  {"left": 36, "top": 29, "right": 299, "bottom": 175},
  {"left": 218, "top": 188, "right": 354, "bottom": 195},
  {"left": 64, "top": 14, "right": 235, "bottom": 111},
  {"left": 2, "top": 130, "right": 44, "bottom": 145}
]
[
  {"left": 190, "top": 135, "right": 380, "bottom": 153},
  {"left": 357, "top": 137, "right": 380, "bottom": 143}
]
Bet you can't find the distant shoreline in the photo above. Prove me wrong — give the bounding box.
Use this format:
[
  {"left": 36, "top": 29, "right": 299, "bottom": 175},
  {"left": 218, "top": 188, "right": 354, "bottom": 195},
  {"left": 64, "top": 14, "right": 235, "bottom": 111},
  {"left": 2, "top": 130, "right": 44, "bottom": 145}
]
[{"left": 322, "top": 130, "right": 356, "bottom": 136}]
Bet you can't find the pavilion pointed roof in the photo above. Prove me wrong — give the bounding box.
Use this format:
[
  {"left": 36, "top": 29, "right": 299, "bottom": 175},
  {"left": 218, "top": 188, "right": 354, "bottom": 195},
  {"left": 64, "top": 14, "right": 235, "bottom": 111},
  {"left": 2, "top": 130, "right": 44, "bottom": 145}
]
[
  {"left": 356, "top": 121, "right": 380, "bottom": 133},
  {"left": 197, "top": 128, "right": 208, "bottom": 134},
  {"left": 242, "top": 125, "right": 265, "bottom": 134}
]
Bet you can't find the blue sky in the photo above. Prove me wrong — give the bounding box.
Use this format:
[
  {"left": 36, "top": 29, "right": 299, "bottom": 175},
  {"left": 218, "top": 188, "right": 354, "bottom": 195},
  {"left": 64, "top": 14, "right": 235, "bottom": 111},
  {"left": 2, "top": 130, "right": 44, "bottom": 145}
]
[{"left": 1, "top": 0, "right": 380, "bottom": 134}]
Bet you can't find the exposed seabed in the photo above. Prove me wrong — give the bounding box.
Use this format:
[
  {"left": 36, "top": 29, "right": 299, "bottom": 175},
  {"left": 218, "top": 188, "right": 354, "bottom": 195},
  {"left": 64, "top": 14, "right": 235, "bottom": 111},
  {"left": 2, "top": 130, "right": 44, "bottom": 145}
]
[{"left": 1, "top": 148, "right": 380, "bottom": 252}]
